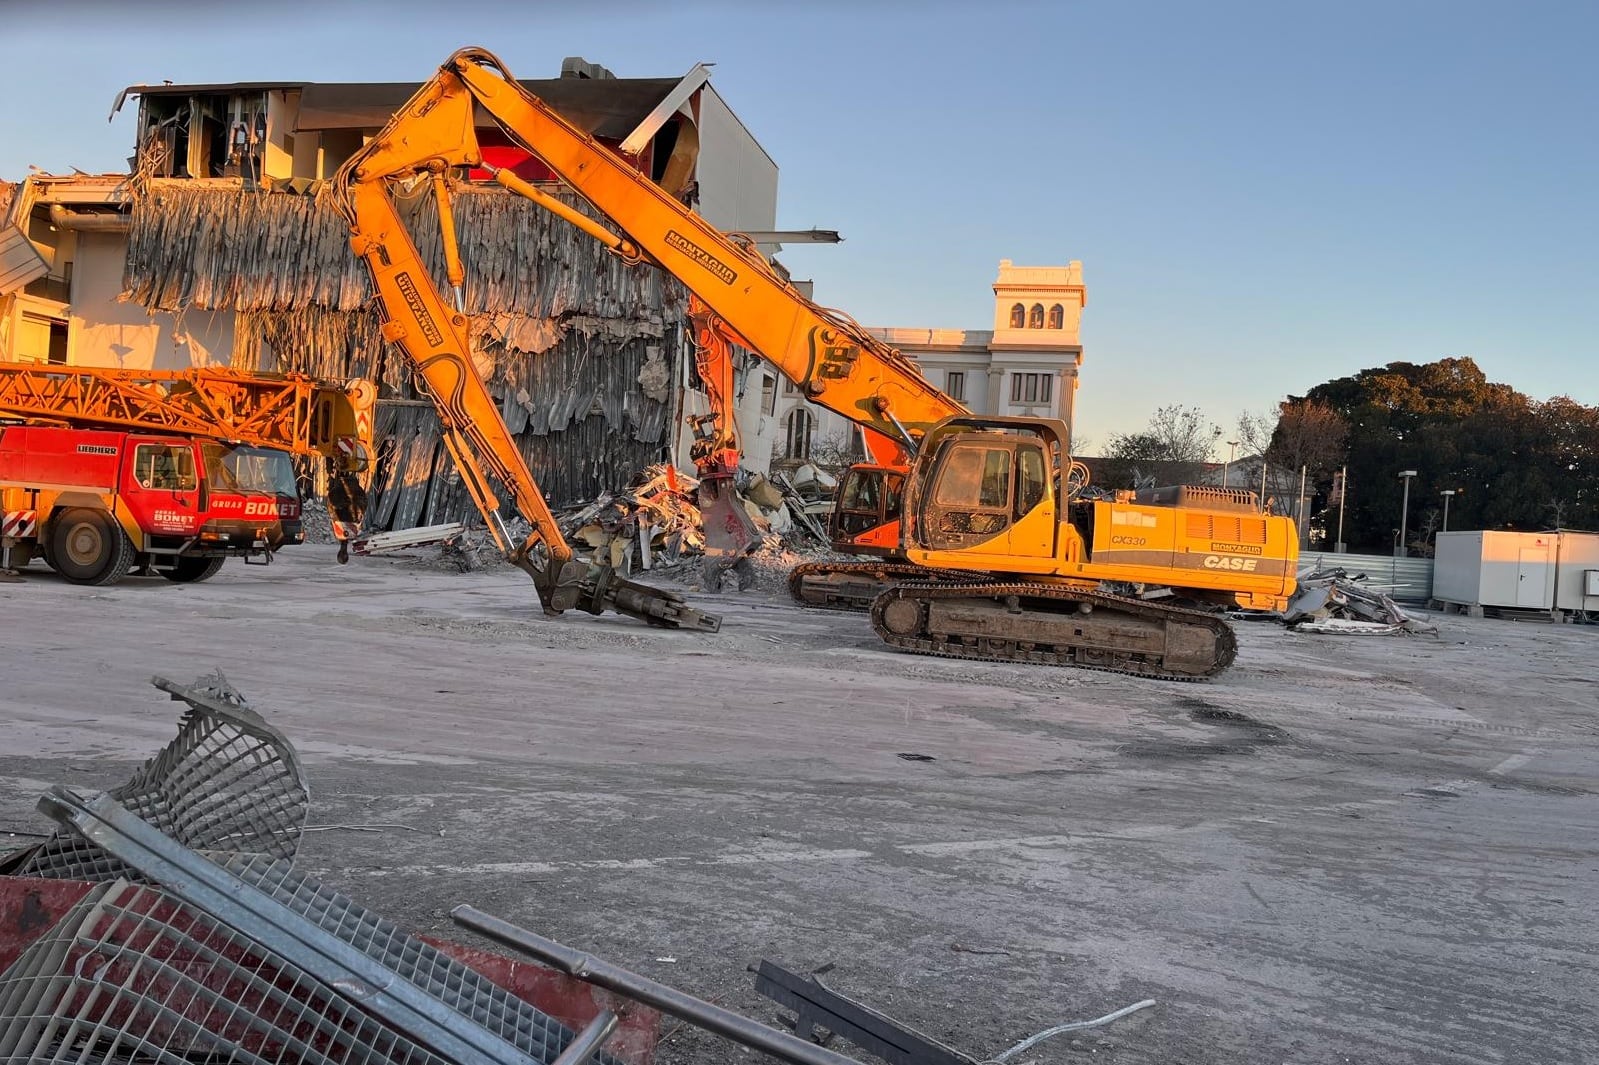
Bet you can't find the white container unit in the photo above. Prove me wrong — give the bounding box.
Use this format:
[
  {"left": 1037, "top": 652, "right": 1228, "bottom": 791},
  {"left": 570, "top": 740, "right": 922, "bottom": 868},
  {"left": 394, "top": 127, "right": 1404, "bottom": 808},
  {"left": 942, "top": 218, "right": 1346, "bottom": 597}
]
[
  {"left": 1553, "top": 531, "right": 1599, "bottom": 616},
  {"left": 1433, "top": 531, "right": 1558, "bottom": 611}
]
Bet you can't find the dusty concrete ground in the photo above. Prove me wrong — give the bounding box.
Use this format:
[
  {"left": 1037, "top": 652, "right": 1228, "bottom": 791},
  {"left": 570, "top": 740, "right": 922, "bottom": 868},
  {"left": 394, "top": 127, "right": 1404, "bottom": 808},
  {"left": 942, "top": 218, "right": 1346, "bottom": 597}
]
[{"left": 1, "top": 545, "right": 1595, "bottom": 1065}]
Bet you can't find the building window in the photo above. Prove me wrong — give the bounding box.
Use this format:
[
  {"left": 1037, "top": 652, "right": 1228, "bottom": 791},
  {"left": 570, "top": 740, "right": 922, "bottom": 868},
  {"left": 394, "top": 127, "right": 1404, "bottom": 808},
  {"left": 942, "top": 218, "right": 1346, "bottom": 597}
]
[
  {"left": 1010, "top": 373, "right": 1053, "bottom": 405},
  {"left": 945, "top": 371, "right": 966, "bottom": 402},
  {"left": 1009, "top": 303, "right": 1025, "bottom": 329},
  {"left": 785, "top": 407, "right": 815, "bottom": 459},
  {"left": 1028, "top": 304, "right": 1045, "bottom": 329},
  {"left": 761, "top": 374, "right": 776, "bottom": 416},
  {"left": 1048, "top": 304, "right": 1064, "bottom": 329},
  {"left": 784, "top": 377, "right": 803, "bottom": 395}
]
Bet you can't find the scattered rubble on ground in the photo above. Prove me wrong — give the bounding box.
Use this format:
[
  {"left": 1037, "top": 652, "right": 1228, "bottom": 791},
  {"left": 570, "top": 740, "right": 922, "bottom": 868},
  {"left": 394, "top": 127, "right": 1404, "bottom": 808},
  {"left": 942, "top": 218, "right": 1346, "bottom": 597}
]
[
  {"left": 560, "top": 463, "right": 707, "bottom": 573},
  {"left": 1282, "top": 566, "right": 1439, "bottom": 635},
  {"left": 299, "top": 495, "right": 337, "bottom": 545},
  {"left": 330, "top": 461, "right": 846, "bottom": 587}
]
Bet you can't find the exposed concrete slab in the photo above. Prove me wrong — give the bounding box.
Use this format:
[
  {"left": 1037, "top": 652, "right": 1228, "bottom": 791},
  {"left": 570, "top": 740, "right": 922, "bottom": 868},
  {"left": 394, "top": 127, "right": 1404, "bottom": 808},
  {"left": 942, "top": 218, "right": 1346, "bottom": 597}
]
[{"left": 1, "top": 546, "right": 1594, "bottom": 1064}]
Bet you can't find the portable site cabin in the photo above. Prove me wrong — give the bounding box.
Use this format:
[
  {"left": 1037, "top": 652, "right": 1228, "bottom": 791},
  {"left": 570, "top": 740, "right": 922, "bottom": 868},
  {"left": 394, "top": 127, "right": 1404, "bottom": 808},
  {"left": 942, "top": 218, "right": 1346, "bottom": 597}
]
[{"left": 1434, "top": 530, "right": 1599, "bottom": 617}]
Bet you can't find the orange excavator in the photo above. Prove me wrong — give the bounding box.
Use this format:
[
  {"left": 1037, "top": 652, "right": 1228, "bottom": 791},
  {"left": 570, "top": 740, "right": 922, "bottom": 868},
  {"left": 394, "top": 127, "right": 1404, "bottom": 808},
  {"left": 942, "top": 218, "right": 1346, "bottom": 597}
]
[{"left": 334, "top": 46, "right": 1299, "bottom": 677}]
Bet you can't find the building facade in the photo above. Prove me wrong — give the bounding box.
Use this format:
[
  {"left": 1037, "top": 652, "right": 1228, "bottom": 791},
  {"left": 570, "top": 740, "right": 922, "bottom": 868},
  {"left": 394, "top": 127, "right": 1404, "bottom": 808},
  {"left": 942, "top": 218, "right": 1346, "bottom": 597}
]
[
  {"left": 0, "top": 58, "right": 792, "bottom": 523},
  {"left": 765, "top": 260, "right": 1086, "bottom": 468}
]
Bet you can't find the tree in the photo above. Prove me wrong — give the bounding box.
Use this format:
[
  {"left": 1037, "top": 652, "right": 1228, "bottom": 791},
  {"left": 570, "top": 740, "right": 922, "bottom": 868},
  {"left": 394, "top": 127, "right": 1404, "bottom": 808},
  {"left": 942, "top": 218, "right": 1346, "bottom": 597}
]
[
  {"left": 1291, "top": 357, "right": 1599, "bottom": 550},
  {"left": 1268, "top": 400, "right": 1348, "bottom": 478},
  {"left": 807, "top": 430, "right": 863, "bottom": 474},
  {"left": 1100, "top": 405, "right": 1219, "bottom": 488}
]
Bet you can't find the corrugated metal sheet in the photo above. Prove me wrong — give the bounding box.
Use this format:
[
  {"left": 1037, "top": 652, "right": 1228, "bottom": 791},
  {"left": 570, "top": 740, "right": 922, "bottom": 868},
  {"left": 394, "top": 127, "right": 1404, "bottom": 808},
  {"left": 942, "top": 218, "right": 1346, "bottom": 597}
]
[
  {"left": 124, "top": 182, "right": 681, "bottom": 320},
  {"left": 1299, "top": 550, "right": 1434, "bottom": 603},
  {"left": 0, "top": 223, "right": 48, "bottom": 296},
  {"left": 126, "top": 181, "right": 685, "bottom": 532}
]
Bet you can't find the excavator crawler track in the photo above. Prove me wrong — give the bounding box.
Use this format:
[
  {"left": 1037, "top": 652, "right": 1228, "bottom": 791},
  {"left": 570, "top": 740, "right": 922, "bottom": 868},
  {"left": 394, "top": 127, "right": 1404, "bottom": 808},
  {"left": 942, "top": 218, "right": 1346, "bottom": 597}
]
[
  {"left": 869, "top": 580, "right": 1238, "bottom": 680},
  {"left": 787, "top": 560, "right": 976, "bottom": 612}
]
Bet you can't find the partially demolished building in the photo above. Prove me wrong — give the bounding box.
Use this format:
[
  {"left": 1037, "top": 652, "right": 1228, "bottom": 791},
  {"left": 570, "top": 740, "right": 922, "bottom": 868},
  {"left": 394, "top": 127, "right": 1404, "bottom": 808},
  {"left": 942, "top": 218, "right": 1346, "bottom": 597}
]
[{"left": 0, "top": 58, "right": 788, "bottom": 528}]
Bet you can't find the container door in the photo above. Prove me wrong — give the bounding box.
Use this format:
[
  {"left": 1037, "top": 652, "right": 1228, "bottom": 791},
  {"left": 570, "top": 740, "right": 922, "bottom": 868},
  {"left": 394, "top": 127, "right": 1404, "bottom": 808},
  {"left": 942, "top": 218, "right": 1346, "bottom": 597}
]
[{"left": 1515, "top": 546, "right": 1549, "bottom": 608}]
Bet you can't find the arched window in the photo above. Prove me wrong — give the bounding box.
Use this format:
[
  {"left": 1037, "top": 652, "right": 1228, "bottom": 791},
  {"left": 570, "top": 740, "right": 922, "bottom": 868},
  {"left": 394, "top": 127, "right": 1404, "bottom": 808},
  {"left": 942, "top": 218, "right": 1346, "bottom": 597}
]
[
  {"left": 785, "top": 407, "right": 815, "bottom": 460},
  {"left": 1047, "top": 304, "right": 1064, "bottom": 329},
  {"left": 1028, "top": 303, "right": 1045, "bottom": 329},
  {"left": 1009, "top": 303, "right": 1026, "bottom": 329}
]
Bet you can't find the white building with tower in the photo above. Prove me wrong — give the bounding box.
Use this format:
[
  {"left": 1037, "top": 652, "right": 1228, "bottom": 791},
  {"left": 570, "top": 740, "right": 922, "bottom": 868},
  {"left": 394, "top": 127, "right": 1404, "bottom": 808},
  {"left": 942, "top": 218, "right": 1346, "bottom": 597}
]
[{"left": 763, "top": 260, "right": 1086, "bottom": 468}]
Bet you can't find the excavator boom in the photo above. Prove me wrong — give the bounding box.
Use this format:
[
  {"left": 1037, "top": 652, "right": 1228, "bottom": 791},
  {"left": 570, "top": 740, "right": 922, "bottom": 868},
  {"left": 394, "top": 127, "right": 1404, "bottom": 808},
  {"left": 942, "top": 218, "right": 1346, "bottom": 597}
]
[{"left": 330, "top": 56, "right": 719, "bottom": 631}]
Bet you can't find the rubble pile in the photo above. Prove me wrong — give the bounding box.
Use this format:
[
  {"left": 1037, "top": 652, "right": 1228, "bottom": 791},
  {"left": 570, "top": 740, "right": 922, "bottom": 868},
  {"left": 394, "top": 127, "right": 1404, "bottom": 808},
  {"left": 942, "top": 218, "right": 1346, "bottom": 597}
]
[
  {"left": 560, "top": 463, "right": 707, "bottom": 572},
  {"left": 1283, "top": 566, "right": 1439, "bottom": 635},
  {"left": 298, "top": 495, "right": 337, "bottom": 544},
  {"left": 338, "top": 461, "right": 843, "bottom": 587},
  {"left": 558, "top": 463, "right": 838, "bottom": 582}
]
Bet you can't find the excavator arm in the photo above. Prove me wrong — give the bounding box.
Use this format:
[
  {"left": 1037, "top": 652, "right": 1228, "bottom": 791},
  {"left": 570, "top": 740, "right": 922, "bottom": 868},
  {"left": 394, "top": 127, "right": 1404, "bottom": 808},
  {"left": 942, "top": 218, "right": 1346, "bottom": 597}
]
[
  {"left": 329, "top": 56, "right": 719, "bottom": 630},
  {"left": 435, "top": 48, "right": 967, "bottom": 455},
  {"left": 333, "top": 47, "right": 966, "bottom": 576}
]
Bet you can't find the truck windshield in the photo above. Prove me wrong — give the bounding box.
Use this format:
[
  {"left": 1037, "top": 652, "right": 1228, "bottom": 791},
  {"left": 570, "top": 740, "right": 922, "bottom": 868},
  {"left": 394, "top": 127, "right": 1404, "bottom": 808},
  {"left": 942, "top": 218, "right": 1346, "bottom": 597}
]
[{"left": 202, "top": 444, "right": 298, "bottom": 496}]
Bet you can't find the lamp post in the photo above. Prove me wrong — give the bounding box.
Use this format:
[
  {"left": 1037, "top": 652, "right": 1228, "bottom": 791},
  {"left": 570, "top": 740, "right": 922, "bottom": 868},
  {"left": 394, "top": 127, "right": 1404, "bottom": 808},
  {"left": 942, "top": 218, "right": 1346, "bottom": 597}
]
[
  {"left": 1223, "top": 440, "right": 1238, "bottom": 488},
  {"left": 1440, "top": 489, "right": 1455, "bottom": 532},
  {"left": 1397, "top": 469, "right": 1418, "bottom": 557}
]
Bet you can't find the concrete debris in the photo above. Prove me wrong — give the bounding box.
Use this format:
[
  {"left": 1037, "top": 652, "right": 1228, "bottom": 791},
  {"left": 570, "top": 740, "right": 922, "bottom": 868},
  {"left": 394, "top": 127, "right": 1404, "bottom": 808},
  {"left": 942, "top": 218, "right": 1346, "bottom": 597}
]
[
  {"left": 557, "top": 464, "right": 836, "bottom": 581},
  {"left": 635, "top": 345, "right": 671, "bottom": 403},
  {"left": 1283, "top": 566, "right": 1439, "bottom": 635},
  {"left": 340, "top": 461, "right": 843, "bottom": 585},
  {"left": 560, "top": 463, "right": 707, "bottom": 574},
  {"left": 299, "top": 494, "right": 338, "bottom": 544}
]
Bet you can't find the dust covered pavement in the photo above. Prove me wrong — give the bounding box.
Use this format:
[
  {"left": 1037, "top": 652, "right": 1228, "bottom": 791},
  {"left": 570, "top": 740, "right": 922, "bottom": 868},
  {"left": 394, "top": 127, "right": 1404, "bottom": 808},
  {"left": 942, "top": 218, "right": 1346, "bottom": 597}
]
[{"left": 1, "top": 546, "right": 1595, "bottom": 1064}]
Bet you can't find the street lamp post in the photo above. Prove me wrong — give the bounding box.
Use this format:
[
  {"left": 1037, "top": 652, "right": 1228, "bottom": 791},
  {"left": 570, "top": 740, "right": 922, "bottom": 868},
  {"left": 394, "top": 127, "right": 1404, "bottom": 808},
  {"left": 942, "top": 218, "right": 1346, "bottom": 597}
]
[
  {"left": 1440, "top": 489, "right": 1456, "bottom": 532},
  {"left": 1223, "top": 440, "right": 1238, "bottom": 488},
  {"left": 1397, "top": 470, "right": 1418, "bottom": 557}
]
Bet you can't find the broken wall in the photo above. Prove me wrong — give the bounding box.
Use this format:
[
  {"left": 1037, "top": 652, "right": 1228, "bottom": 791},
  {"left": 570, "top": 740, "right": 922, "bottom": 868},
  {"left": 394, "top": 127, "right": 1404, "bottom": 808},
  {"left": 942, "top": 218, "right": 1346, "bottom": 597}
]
[{"left": 122, "top": 180, "right": 687, "bottom": 520}]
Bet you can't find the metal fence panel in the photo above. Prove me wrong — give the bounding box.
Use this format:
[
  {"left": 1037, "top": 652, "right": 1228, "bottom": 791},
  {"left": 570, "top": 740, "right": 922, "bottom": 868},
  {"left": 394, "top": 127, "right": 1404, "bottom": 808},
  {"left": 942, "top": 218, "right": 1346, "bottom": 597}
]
[{"left": 1298, "top": 550, "right": 1434, "bottom": 603}]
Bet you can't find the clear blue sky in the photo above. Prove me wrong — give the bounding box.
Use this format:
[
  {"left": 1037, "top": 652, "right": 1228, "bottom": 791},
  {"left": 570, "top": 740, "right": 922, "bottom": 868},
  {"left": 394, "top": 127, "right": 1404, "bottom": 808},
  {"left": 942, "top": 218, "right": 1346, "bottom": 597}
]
[{"left": 3, "top": 0, "right": 1594, "bottom": 449}]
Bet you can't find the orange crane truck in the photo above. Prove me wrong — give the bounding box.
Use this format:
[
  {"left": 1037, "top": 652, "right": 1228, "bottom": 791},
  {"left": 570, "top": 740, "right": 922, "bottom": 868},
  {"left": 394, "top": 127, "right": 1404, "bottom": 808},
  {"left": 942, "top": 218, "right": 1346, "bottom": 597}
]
[{"left": 0, "top": 362, "right": 374, "bottom": 585}]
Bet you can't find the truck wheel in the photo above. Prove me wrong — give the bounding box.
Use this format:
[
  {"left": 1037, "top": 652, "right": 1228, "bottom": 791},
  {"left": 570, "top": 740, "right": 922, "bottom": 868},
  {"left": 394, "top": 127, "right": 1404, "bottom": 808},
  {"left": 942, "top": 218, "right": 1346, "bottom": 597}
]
[
  {"left": 49, "top": 508, "right": 136, "bottom": 586},
  {"left": 161, "top": 556, "right": 225, "bottom": 583}
]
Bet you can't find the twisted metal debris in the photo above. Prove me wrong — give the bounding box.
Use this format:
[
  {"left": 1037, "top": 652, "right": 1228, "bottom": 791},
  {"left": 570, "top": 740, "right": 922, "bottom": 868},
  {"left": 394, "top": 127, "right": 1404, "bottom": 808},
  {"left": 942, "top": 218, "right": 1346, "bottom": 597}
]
[{"left": 0, "top": 671, "right": 308, "bottom": 881}]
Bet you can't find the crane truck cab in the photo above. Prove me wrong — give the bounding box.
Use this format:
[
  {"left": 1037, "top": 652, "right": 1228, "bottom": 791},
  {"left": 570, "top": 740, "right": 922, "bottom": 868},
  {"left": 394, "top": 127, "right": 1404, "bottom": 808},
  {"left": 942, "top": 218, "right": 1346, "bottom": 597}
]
[{"left": 0, "top": 422, "right": 303, "bottom": 586}]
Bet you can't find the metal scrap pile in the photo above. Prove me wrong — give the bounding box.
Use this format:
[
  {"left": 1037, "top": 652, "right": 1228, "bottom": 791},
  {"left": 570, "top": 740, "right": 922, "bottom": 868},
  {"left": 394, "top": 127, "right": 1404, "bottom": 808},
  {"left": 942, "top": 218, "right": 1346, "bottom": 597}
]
[
  {"left": 560, "top": 463, "right": 707, "bottom": 573},
  {"left": 1283, "top": 566, "right": 1439, "bottom": 635},
  {"left": 0, "top": 672, "right": 662, "bottom": 1065},
  {"left": 559, "top": 464, "right": 835, "bottom": 578}
]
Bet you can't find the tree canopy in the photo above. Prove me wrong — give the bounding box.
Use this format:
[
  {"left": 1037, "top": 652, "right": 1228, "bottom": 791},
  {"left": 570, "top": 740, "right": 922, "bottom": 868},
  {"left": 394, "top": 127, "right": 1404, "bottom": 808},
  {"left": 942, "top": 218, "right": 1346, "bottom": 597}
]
[
  {"left": 1098, "top": 405, "right": 1219, "bottom": 488},
  {"left": 1296, "top": 358, "right": 1597, "bottom": 552}
]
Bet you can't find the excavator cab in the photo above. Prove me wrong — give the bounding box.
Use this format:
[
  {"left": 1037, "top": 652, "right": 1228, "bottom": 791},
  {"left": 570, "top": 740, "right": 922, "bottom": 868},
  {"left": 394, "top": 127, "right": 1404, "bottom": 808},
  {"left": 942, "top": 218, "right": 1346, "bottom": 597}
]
[
  {"left": 828, "top": 464, "right": 904, "bottom": 556},
  {"left": 905, "top": 416, "right": 1067, "bottom": 567}
]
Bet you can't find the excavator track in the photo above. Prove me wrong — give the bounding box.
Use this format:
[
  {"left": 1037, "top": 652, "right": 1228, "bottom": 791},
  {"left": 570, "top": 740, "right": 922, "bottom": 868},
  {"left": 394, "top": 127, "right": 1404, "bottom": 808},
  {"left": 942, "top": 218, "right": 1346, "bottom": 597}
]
[
  {"left": 869, "top": 580, "right": 1238, "bottom": 681},
  {"left": 787, "top": 560, "right": 975, "bottom": 612}
]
